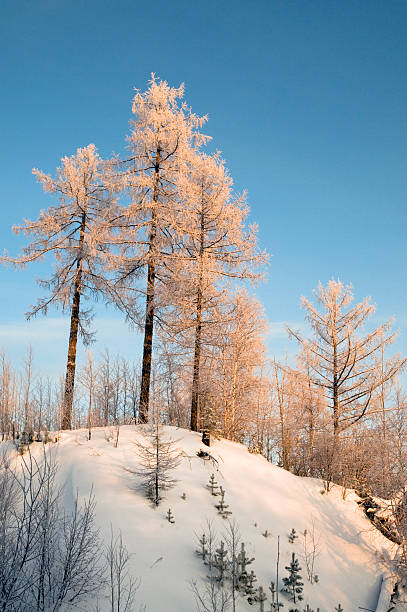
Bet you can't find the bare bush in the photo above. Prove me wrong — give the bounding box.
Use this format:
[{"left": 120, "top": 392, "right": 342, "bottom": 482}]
[
  {"left": 105, "top": 527, "right": 140, "bottom": 612},
  {"left": 0, "top": 447, "right": 104, "bottom": 611},
  {"left": 190, "top": 579, "right": 231, "bottom": 612}
]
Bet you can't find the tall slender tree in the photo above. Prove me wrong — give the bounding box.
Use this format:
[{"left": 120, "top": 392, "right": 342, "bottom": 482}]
[
  {"left": 2, "top": 144, "right": 118, "bottom": 429},
  {"left": 119, "top": 75, "right": 208, "bottom": 423},
  {"left": 161, "top": 152, "right": 267, "bottom": 431}
]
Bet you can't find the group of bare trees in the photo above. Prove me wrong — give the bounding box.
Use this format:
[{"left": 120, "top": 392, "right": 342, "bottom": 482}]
[{"left": 0, "top": 447, "right": 140, "bottom": 611}]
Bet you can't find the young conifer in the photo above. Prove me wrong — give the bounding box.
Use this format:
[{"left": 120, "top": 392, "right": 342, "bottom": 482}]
[
  {"left": 132, "top": 424, "right": 182, "bottom": 505},
  {"left": 281, "top": 553, "right": 304, "bottom": 603}
]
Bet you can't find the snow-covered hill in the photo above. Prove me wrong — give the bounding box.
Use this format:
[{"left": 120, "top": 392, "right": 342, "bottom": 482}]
[{"left": 27, "top": 426, "right": 401, "bottom": 611}]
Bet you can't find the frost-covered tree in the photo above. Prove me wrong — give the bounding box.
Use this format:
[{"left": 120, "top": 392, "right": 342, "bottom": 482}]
[
  {"left": 0, "top": 352, "right": 16, "bottom": 440},
  {"left": 78, "top": 351, "right": 97, "bottom": 440},
  {"left": 204, "top": 290, "right": 268, "bottom": 441},
  {"left": 288, "top": 280, "right": 406, "bottom": 439},
  {"left": 118, "top": 75, "right": 208, "bottom": 424},
  {"left": 162, "top": 152, "right": 267, "bottom": 431},
  {"left": 2, "top": 145, "right": 118, "bottom": 429}
]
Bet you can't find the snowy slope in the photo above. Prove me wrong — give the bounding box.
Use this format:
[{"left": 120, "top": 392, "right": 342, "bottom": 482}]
[{"left": 29, "top": 426, "right": 399, "bottom": 611}]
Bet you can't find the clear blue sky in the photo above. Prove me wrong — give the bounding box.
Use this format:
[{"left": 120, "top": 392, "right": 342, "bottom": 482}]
[{"left": 1, "top": 0, "right": 406, "bottom": 375}]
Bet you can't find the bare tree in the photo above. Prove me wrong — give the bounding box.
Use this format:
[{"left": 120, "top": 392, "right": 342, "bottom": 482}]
[
  {"left": 190, "top": 579, "right": 231, "bottom": 612},
  {"left": 0, "top": 352, "right": 16, "bottom": 440},
  {"left": 79, "top": 351, "right": 98, "bottom": 440},
  {"left": 0, "top": 448, "right": 104, "bottom": 611},
  {"left": 223, "top": 520, "right": 241, "bottom": 612},
  {"left": 105, "top": 528, "right": 139, "bottom": 612},
  {"left": 301, "top": 521, "right": 321, "bottom": 584}
]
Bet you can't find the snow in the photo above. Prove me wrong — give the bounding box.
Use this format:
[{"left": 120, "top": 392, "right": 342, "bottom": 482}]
[
  {"left": 375, "top": 572, "right": 397, "bottom": 612},
  {"left": 24, "top": 425, "right": 400, "bottom": 611}
]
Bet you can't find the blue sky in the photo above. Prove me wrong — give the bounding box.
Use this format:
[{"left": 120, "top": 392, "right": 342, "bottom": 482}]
[{"left": 1, "top": 0, "right": 406, "bottom": 375}]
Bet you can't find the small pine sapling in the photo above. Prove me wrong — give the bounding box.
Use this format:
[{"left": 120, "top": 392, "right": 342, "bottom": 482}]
[
  {"left": 262, "top": 529, "right": 271, "bottom": 538},
  {"left": 237, "top": 542, "right": 255, "bottom": 588},
  {"left": 181, "top": 492, "right": 186, "bottom": 500},
  {"left": 245, "top": 569, "right": 258, "bottom": 602},
  {"left": 198, "top": 520, "right": 217, "bottom": 572},
  {"left": 269, "top": 581, "right": 284, "bottom": 610},
  {"left": 166, "top": 508, "right": 175, "bottom": 523},
  {"left": 281, "top": 553, "right": 304, "bottom": 603},
  {"left": 196, "top": 533, "right": 208, "bottom": 562},
  {"left": 212, "top": 541, "right": 229, "bottom": 584},
  {"left": 334, "top": 606, "right": 343, "bottom": 612},
  {"left": 254, "top": 586, "right": 267, "bottom": 612},
  {"left": 207, "top": 473, "right": 220, "bottom": 496},
  {"left": 288, "top": 528, "right": 298, "bottom": 544},
  {"left": 215, "top": 487, "right": 232, "bottom": 518}
]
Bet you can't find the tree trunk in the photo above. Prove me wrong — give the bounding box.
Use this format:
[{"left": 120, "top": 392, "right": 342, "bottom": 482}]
[
  {"left": 138, "top": 257, "right": 155, "bottom": 423},
  {"left": 274, "top": 362, "right": 290, "bottom": 471},
  {"left": 62, "top": 265, "right": 83, "bottom": 430},
  {"left": 62, "top": 211, "right": 86, "bottom": 430},
  {"left": 138, "top": 149, "right": 161, "bottom": 424},
  {"left": 190, "top": 289, "right": 202, "bottom": 431}
]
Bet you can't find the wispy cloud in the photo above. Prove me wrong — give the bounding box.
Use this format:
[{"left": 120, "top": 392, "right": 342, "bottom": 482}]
[
  {"left": 0, "top": 318, "right": 68, "bottom": 341},
  {"left": 0, "top": 317, "right": 143, "bottom": 375},
  {"left": 266, "top": 320, "right": 306, "bottom": 340}
]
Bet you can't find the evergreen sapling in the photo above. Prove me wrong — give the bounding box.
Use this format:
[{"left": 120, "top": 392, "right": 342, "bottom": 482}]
[
  {"left": 215, "top": 487, "right": 232, "bottom": 518},
  {"left": 166, "top": 508, "right": 175, "bottom": 523},
  {"left": 237, "top": 542, "right": 255, "bottom": 589},
  {"left": 207, "top": 473, "right": 220, "bottom": 496},
  {"left": 269, "top": 581, "right": 284, "bottom": 610},
  {"left": 281, "top": 553, "right": 304, "bottom": 603},
  {"left": 288, "top": 529, "right": 298, "bottom": 544},
  {"left": 196, "top": 533, "right": 208, "bottom": 562},
  {"left": 245, "top": 570, "right": 258, "bottom": 602},
  {"left": 212, "top": 541, "right": 229, "bottom": 584},
  {"left": 254, "top": 586, "right": 267, "bottom": 612}
]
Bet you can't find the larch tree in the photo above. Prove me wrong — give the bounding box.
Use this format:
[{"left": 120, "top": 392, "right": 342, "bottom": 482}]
[
  {"left": 288, "top": 280, "right": 406, "bottom": 441},
  {"left": 132, "top": 423, "right": 183, "bottom": 506},
  {"left": 118, "top": 75, "right": 208, "bottom": 424},
  {"left": 161, "top": 152, "right": 267, "bottom": 431},
  {"left": 2, "top": 144, "right": 119, "bottom": 429},
  {"left": 201, "top": 289, "right": 268, "bottom": 441}
]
